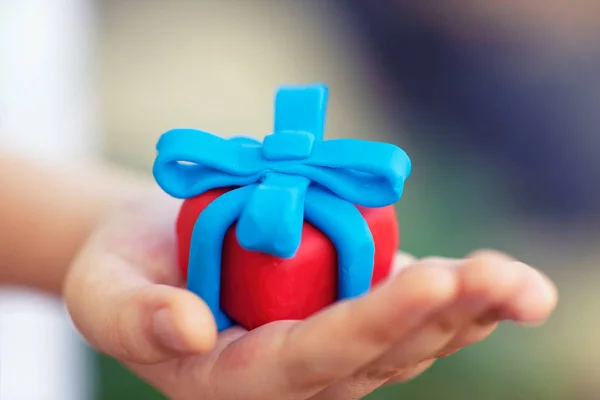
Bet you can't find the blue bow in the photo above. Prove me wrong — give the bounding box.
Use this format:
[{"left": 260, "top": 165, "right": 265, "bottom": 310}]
[{"left": 153, "top": 84, "right": 412, "bottom": 331}]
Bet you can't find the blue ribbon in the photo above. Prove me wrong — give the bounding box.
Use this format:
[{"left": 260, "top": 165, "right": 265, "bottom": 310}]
[{"left": 153, "top": 83, "right": 412, "bottom": 331}]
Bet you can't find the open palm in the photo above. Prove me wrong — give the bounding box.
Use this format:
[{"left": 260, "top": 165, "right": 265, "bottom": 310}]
[{"left": 65, "top": 195, "right": 557, "bottom": 400}]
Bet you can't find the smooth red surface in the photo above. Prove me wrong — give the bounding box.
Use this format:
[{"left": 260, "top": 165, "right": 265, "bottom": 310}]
[{"left": 177, "top": 188, "right": 399, "bottom": 330}]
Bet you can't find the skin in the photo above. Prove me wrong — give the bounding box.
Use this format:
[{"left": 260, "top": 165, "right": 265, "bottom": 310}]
[
  {"left": 0, "top": 153, "right": 148, "bottom": 293},
  {"left": 0, "top": 153, "right": 558, "bottom": 399}
]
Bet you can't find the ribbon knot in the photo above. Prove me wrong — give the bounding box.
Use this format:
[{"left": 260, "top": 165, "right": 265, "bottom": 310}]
[
  {"left": 153, "top": 83, "right": 412, "bottom": 330},
  {"left": 262, "top": 131, "right": 315, "bottom": 161}
]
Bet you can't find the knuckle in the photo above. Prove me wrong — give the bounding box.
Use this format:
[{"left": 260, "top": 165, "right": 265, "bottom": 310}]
[
  {"left": 385, "top": 359, "right": 436, "bottom": 384},
  {"left": 106, "top": 309, "right": 137, "bottom": 359},
  {"left": 106, "top": 289, "right": 147, "bottom": 360},
  {"left": 358, "top": 365, "right": 404, "bottom": 382},
  {"left": 434, "top": 315, "right": 456, "bottom": 335},
  {"left": 284, "top": 352, "right": 328, "bottom": 389},
  {"left": 435, "top": 348, "right": 460, "bottom": 358},
  {"left": 281, "top": 336, "right": 332, "bottom": 390},
  {"left": 361, "top": 324, "right": 398, "bottom": 346}
]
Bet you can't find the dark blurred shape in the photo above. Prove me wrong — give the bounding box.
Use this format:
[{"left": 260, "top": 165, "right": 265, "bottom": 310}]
[{"left": 340, "top": 0, "right": 600, "bottom": 222}]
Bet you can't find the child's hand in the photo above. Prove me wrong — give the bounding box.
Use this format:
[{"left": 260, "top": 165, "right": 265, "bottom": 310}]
[{"left": 64, "top": 196, "right": 557, "bottom": 400}]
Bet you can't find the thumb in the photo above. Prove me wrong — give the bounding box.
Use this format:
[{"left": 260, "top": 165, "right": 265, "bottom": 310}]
[
  {"left": 63, "top": 198, "right": 217, "bottom": 364},
  {"left": 66, "top": 269, "right": 217, "bottom": 364},
  {"left": 63, "top": 197, "right": 218, "bottom": 364}
]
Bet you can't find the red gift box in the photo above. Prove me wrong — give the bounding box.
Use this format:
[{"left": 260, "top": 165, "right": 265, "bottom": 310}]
[
  {"left": 177, "top": 187, "right": 399, "bottom": 330},
  {"left": 153, "top": 84, "right": 412, "bottom": 332}
]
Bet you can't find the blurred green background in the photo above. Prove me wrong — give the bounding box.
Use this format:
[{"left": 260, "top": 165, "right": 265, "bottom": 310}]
[{"left": 91, "top": 1, "right": 600, "bottom": 399}]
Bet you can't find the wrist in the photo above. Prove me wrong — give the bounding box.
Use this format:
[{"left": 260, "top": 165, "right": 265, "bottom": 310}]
[{"left": 0, "top": 154, "right": 155, "bottom": 296}]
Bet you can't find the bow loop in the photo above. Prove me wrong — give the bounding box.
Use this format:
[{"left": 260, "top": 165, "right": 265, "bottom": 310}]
[
  {"left": 270, "top": 139, "right": 411, "bottom": 207},
  {"left": 153, "top": 128, "right": 265, "bottom": 199}
]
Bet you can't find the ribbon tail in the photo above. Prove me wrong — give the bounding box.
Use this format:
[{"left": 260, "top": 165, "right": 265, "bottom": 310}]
[
  {"left": 188, "top": 185, "right": 256, "bottom": 332},
  {"left": 274, "top": 84, "right": 328, "bottom": 140},
  {"left": 304, "top": 186, "right": 375, "bottom": 299},
  {"left": 236, "top": 172, "right": 310, "bottom": 258}
]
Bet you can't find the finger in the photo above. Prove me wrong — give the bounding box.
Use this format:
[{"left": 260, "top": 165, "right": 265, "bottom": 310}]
[
  {"left": 441, "top": 250, "right": 519, "bottom": 330},
  {"left": 463, "top": 250, "right": 557, "bottom": 324},
  {"left": 436, "top": 322, "right": 498, "bottom": 358},
  {"left": 132, "top": 322, "right": 301, "bottom": 400},
  {"left": 309, "top": 251, "right": 538, "bottom": 399},
  {"left": 261, "top": 262, "right": 458, "bottom": 398},
  {"left": 438, "top": 258, "right": 557, "bottom": 359},
  {"left": 214, "top": 326, "right": 249, "bottom": 349},
  {"left": 434, "top": 254, "right": 524, "bottom": 356},
  {"left": 390, "top": 251, "right": 417, "bottom": 276},
  {"left": 310, "top": 255, "right": 465, "bottom": 399},
  {"left": 191, "top": 263, "right": 456, "bottom": 400},
  {"left": 122, "top": 325, "right": 250, "bottom": 400},
  {"left": 349, "top": 254, "right": 523, "bottom": 390},
  {"left": 497, "top": 262, "right": 558, "bottom": 324},
  {"left": 65, "top": 197, "right": 219, "bottom": 363},
  {"left": 66, "top": 254, "right": 217, "bottom": 363},
  {"left": 130, "top": 261, "right": 458, "bottom": 400},
  {"left": 310, "top": 358, "right": 436, "bottom": 400},
  {"left": 384, "top": 358, "right": 436, "bottom": 385},
  {"left": 65, "top": 206, "right": 217, "bottom": 364}
]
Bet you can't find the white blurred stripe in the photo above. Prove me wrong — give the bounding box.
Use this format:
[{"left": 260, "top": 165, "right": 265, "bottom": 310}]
[
  {"left": 0, "top": 0, "right": 99, "bottom": 164},
  {"left": 0, "top": 0, "right": 96, "bottom": 399},
  {"left": 0, "top": 290, "right": 92, "bottom": 400}
]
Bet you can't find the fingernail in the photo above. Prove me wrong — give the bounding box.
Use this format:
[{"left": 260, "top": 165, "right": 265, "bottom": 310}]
[{"left": 153, "top": 308, "right": 190, "bottom": 353}]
